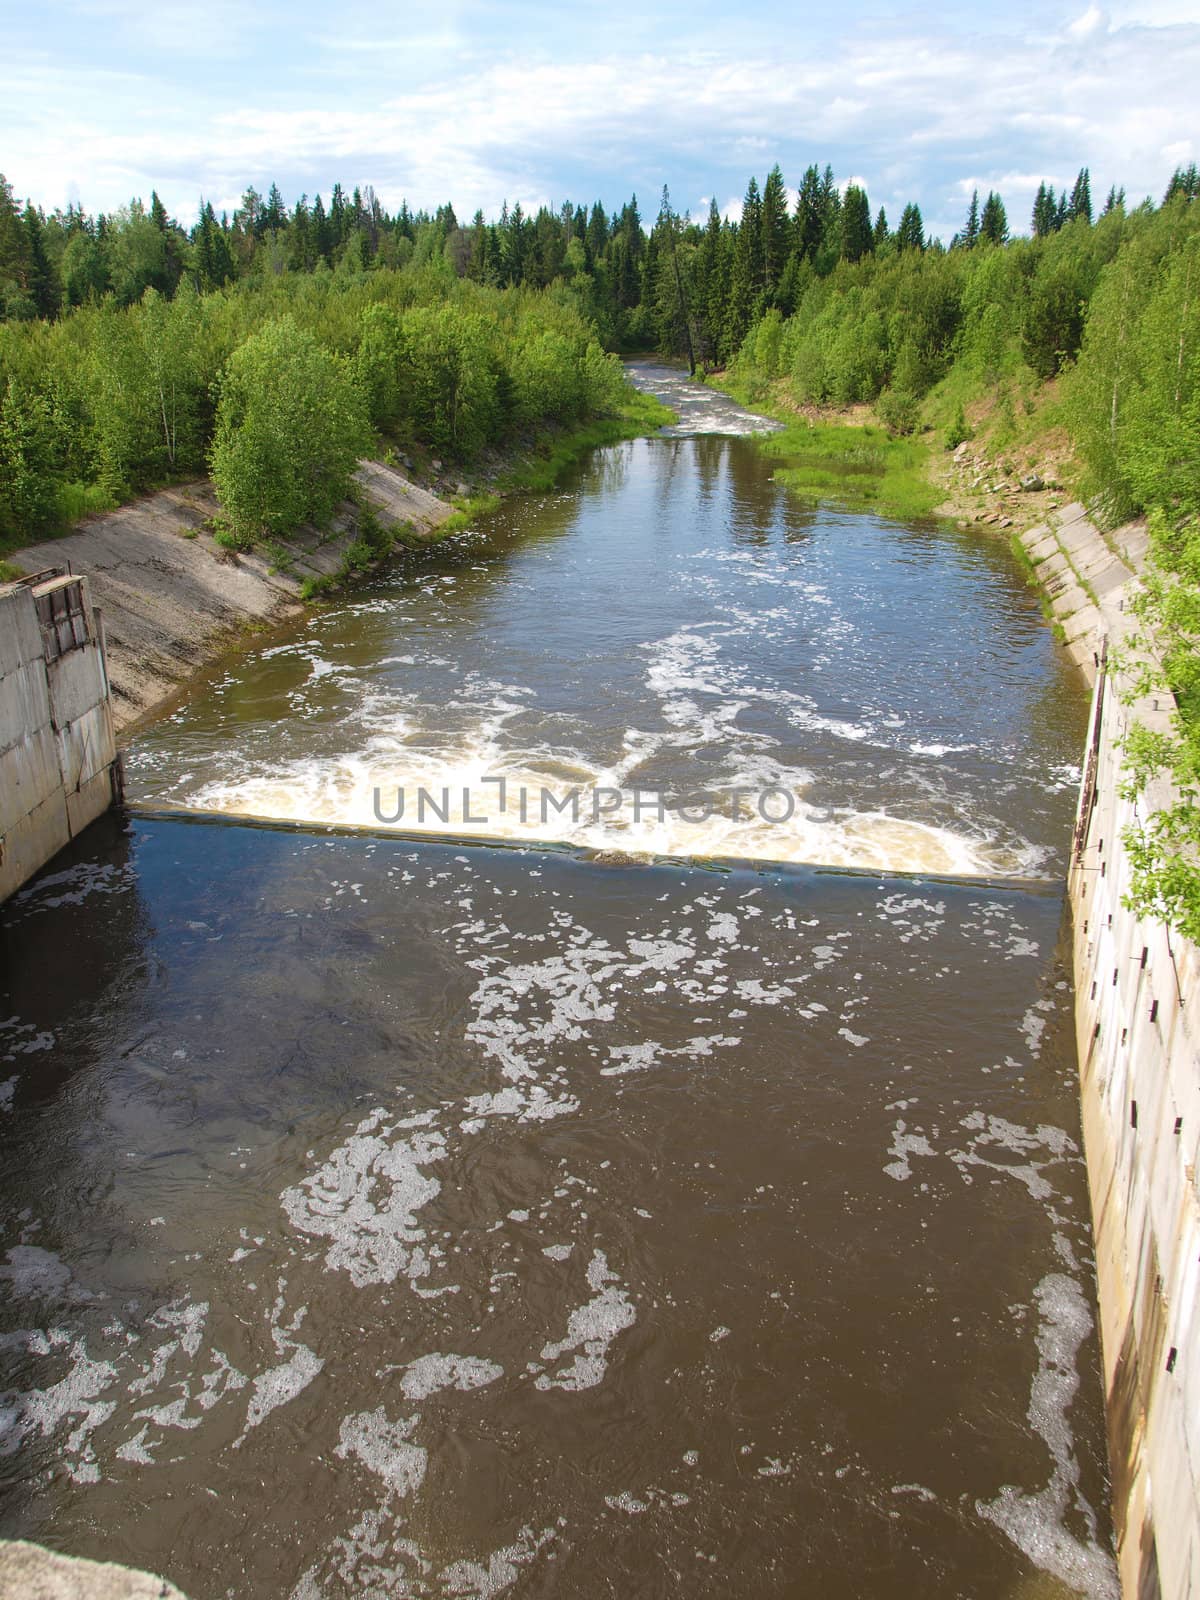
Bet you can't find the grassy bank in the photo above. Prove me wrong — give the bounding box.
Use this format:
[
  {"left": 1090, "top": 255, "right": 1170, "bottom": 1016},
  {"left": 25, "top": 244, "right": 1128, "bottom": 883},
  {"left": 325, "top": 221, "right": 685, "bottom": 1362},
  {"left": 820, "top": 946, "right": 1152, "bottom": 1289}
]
[
  {"left": 706, "top": 372, "right": 943, "bottom": 521},
  {"left": 497, "top": 387, "right": 675, "bottom": 493}
]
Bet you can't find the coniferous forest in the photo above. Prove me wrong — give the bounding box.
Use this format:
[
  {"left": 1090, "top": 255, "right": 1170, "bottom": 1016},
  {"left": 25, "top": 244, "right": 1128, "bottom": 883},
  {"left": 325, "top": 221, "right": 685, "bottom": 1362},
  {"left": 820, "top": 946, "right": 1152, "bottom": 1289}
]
[{"left": 1, "top": 161, "right": 1198, "bottom": 544}]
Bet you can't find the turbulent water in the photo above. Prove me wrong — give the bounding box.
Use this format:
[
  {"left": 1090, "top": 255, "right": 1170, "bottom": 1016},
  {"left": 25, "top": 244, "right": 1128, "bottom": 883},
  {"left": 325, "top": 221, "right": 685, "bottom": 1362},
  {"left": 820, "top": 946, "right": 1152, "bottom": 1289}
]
[
  {"left": 124, "top": 368, "right": 1081, "bottom": 879},
  {"left": 0, "top": 366, "right": 1115, "bottom": 1598}
]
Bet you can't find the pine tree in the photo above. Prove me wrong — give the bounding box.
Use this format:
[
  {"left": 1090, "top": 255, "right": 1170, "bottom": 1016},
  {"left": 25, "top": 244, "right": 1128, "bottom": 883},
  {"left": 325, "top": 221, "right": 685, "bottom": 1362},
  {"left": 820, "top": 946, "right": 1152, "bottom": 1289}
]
[
  {"left": 0, "top": 173, "right": 30, "bottom": 312},
  {"left": 1032, "top": 183, "right": 1056, "bottom": 239},
  {"left": 760, "top": 164, "right": 790, "bottom": 299},
  {"left": 979, "top": 191, "right": 1008, "bottom": 245},
  {"left": 794, "top": 164, "right": 824, "bottom": 262},
  {"left": 1164, "top": 165, "right": 1199, "bottom": 203},
  {"left": 840, "top": 185, "right": 873, "bottom": 262},
  {"left": 873, "top": 207, "right": 889, "bottom": 251},
  {"left": 896, "top": 202, "right": 925, "bottom": 252},
  {"left": 587, "top": 201, "right": 608, "bottom": 262},
  {"left": 962, "top": 189, "right": 980, "bottom": 248},
  {"left": 1069, "top": 167, "right": 1092, "bottom": 224},
  {"left": 696, "top": 197, "right": 726, "bottom": 364},
  {"left": 657, "top": 185, "right": 695, "bottom": 373},
  {"left": 725, "top": 178, "right": 763, "bottom": 355},
  {"left": 1102, "top": 184, "right": 1126, "bottom": 215},
  {"left": 290, "top": 196, "right": 314, "bottom": 272},
  {"left": 818, "top": 165, "right": 841, "bottom": 260},
  {"left": 330, "top": 183, "right": 347, "bottom": 246},
  {"left": 22, "top": 204, "right": 59, "bottom": 318},
  {"left": 263, "top": 182, "right": 285, "bottom": 233},
  {"left": 312, "top": 193, "right": 332, "bottom": 262}
]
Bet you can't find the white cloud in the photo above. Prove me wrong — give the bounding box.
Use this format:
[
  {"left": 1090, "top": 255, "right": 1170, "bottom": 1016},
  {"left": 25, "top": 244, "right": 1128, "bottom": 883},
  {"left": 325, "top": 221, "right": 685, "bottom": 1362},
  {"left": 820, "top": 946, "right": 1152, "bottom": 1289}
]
[
  {"left": 1067, "top": 6, "right": 1109, "bottom": 38},
  {"left": 2, "top": 14, "right": 1197, "bottom": 241}
]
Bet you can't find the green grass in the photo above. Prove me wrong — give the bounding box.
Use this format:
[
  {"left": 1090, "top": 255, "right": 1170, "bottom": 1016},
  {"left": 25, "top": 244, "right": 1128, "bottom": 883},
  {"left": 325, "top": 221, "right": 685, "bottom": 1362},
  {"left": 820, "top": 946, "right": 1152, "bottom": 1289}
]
[
  {"left": 1009, "top": 532, "right": 1067, "bottom": 640},
  {"left": 707, "top": 375, "right": 941, "bottom": 521},
  {"left": 0, "top": 558, "right": 22, "bottom": 583},
  {"left": 0, "top": 480, "right": 120, "bottom": 559}
]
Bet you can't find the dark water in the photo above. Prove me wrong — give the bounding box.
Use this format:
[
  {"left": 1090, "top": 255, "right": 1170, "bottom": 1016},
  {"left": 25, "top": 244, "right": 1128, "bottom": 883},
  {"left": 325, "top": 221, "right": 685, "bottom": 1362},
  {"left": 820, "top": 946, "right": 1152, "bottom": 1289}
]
[{"left": 0, "top": 370, "right": 1114, "bottom": 1598}]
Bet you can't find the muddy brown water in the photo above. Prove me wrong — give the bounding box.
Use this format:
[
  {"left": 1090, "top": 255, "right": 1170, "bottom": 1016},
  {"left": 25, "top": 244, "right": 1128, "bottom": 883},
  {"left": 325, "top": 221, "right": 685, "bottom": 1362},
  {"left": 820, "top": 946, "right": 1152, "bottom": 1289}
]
[{"left": 0, "top": 368, "right": 1115, "bottom": 1598}]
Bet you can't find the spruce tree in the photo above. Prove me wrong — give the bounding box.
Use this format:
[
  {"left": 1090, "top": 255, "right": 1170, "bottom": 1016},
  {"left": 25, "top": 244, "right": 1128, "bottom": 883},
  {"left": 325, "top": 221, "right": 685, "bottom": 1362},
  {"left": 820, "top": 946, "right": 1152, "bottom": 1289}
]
[
  {"left": 1164, "top": 165, "right": 1199, "bottom": 203},
  {"left": 979, "top": 191, "right": 1008, "bottom": 244},
  {"left": 963, "top": 189, "right": 980, "bottom": 248},
  {"left": 897, "top": 202, "right": 925, "bottom": 252},
  {"left": 725, "top": 178, "right": 764, "bottom": 356},
  {"left": 840, "top": 185, "right": 873, "bottom": 262},
  {"left": 22, "top": 204, "right": 59, "bottom": 318},
  {"left": 1069, "top": 167, "right": 1092, "bottom": 224},
  {"left": 1032, "top": 183, "right": 1055, "bottom": 239},
  {"left": 760, "top": 164, "right": 790, "bottom": 298},
  {"left": 312, "top": 194, "right": 332, "bottom": 261},
  {"left": 794, "top": 165, "right": 824, "bottom": 262}
]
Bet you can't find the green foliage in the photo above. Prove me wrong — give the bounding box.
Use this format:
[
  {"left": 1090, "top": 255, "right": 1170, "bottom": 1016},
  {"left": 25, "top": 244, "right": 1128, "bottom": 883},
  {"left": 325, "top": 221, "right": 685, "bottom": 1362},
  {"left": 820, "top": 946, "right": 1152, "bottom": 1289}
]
[
  {"left": 945, "top": 402, "right": 972, "bottom": 449},
  {"left": 877, "top": 386, "right": 920, "bottom": 436},
  {"left": 210, "top": 315, "right": 369, "bottom": 538},
  {"left": 0, "top": 376, "right": 61, "bottom": 538}
]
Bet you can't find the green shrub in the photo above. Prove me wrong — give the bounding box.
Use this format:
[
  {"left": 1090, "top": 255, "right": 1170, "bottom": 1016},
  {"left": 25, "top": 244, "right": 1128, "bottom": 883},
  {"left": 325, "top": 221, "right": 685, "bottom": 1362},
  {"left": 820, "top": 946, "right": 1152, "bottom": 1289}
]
[{"left": 210, "top": 315, "right": 369, "bottom": 538}]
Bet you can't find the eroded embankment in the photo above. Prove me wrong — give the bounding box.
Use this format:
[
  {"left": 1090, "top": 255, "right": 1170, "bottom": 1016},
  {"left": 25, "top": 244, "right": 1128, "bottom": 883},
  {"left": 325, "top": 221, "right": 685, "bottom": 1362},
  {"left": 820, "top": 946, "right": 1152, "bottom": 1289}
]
[
  {"left": 1020, "top": 504, "right": 1199, "bottom": 1600},
  {"left": 7, "top": 462, "right": 454, "bottom": 733}
]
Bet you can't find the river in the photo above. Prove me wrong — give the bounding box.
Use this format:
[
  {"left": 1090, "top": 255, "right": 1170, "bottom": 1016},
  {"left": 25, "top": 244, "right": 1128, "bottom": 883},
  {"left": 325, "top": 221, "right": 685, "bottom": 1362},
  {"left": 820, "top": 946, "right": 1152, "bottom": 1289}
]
[{"left": 0, "top": 365, "right": 1116, "bottom": 1598}]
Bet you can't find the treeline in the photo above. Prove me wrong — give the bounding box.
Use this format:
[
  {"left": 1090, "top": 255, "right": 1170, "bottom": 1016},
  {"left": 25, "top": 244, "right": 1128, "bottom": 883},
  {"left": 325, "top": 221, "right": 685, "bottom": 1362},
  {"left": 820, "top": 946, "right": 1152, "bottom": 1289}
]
[
  {"left": 689, "top": 168, "right": 1200, "bottom": 430},
  {"left": 8, "top": 162, "right": 1197, "bottom": 364}
]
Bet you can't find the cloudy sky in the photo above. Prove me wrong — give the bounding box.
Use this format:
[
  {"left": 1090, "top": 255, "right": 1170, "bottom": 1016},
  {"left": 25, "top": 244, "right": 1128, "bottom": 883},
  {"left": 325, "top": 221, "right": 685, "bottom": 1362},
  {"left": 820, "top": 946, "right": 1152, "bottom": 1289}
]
[{"left": 3, "top": 0, "right": 1197, "bottom": 241}]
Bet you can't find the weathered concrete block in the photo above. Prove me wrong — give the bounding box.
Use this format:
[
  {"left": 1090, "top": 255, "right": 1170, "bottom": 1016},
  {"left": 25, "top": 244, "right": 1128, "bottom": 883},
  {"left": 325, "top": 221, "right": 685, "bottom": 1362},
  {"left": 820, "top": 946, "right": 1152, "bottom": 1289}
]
[
  {"left": 0, "top": 659, "right": 52, "bottom": 757},
  {"left": 1058, "top": 517, "right": 1102, "bottom": 557},
  {"left": 56, "top": 700, "right": 117, "bottom": 791},
  {"left": 1055, "top": 501, "right": 1088, "bottom": 527},
  {"left": 0, "top": 725, "right": 60, "bottom": 836},
  {"left": 1047, "top": 577, "right": 1087, "bottom": 613},
  {"left": 0, "top": 589, "right": 45, "bottom": 676},
  {"left": 0, "top": 789, "right": 69, "bottom": 905},
  {"left": 65, "top": 765, "right": 115, "bottom": 838},
  {"left": 0, "top": 1538, "right": 190, "bottom": 1599},
  {"left": 46, "top": 641, "right": 108, "bottom": 731},
  {"left": 1062, "top": 603, "right": 1101, "bottom": 645},
  {"left": 1092, "top": 563, "right": 1131, "bottom": 602}
]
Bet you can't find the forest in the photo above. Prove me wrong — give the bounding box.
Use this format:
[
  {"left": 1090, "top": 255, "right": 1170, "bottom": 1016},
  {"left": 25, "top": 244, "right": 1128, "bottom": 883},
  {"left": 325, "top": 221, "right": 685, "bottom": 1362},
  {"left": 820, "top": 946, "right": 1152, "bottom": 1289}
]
[{"left": 1, "top": 159, "right": 1198, "bottom": 930}]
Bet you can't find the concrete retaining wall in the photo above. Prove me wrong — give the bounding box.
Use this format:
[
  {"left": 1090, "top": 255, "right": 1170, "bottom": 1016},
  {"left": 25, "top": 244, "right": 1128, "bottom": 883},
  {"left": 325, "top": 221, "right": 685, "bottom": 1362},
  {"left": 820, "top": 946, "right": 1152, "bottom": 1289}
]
[
  {"left": 0, "top": 573, "right": 118, "bottom": 903},
  {"left": 1021, "top": 507, "right": 1199, "bottom": 1599},
  {"left": 8, "top": 462, "right": 454, "bottom": 732}
]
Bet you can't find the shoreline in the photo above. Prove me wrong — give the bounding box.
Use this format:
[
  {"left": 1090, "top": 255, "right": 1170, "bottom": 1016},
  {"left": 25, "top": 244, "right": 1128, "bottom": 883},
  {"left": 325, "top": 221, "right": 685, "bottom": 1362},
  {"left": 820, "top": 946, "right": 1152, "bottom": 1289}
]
[{"left": 4, "top": 398, "right": 673, "bottom": 740}]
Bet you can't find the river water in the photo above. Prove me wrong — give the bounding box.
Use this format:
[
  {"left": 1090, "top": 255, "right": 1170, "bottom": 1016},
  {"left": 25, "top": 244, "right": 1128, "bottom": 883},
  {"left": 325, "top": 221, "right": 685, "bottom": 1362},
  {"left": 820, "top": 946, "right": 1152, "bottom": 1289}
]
[{"left": 0, "top": 366, "right": 1115, "bottom": 1597}]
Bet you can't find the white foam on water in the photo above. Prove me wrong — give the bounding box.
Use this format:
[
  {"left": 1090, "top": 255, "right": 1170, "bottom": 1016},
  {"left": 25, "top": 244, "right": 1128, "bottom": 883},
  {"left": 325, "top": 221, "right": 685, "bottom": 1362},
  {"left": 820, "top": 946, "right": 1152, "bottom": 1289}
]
[
  {"left": 238, "top": 1345, "right": 324, "bottom": 1442},
  {"left": 883, "top": 1121, "right": 935, "bottom": 1183},
  {"left": 977, "top": 1274, "right": 1119, "bottom": 1598},
  {"left": 335, "top": 1406, "right": 426, "bottom": 1499},
  {"left": 534, "top": 1250, "right": 636, "bottom": 1393},
  {"left": 399, "top": 1353, "right": 503, "bottom": 1402},
  {"left": 182, "top": 746, "right": 1031, "bottom": 877},
  {"left": 280, "top": 1109, "right": 447, "bottom": 1289}
]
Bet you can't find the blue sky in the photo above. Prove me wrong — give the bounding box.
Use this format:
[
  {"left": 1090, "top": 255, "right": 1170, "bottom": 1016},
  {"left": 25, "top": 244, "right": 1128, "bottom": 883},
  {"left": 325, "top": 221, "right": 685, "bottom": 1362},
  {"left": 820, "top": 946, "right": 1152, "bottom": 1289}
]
[{"left": 3, "top": 0, "right": 1197, "bottom": 242}]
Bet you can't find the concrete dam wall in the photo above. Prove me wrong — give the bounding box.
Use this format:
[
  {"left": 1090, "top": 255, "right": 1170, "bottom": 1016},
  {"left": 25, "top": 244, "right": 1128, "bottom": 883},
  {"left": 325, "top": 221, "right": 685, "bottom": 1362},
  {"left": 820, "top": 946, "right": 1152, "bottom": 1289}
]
[
  {"left": 1018, "top": 506, "right": 1199, "bottom": 1600},
  {"left": 0, "top": 571, "right": 119, "bottom": 904}
]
